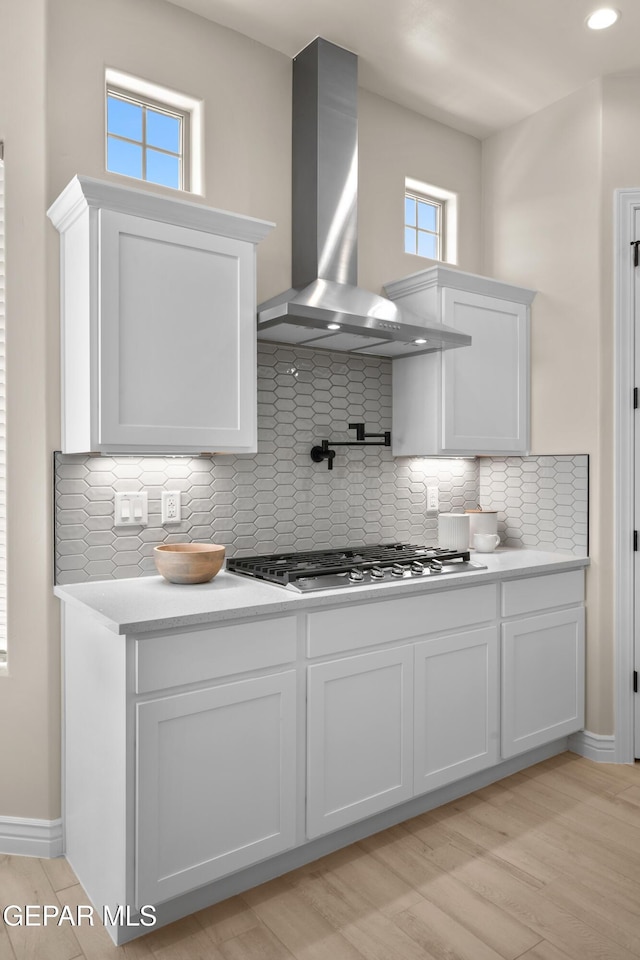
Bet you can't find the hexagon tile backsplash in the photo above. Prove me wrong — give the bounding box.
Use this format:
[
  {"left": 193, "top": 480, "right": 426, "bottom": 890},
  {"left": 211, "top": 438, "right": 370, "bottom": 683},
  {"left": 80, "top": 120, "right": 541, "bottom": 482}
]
[
  {"left": 54, "top": 342, "right": 588, "bottom": 584},
  {"left": 478, "top": 455, "right": 588, "bottom": 553}
]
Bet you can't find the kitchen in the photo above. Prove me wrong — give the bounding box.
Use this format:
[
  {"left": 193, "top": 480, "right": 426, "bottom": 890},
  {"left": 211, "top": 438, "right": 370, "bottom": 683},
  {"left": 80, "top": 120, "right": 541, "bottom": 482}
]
[{"left": 1, "top": 0, "right": 638, "bottom": 956}]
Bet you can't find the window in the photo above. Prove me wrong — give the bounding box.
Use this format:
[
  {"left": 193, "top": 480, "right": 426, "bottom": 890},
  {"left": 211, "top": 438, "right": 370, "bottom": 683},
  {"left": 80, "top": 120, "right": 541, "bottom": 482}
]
[
  {"left": 404, "top": 177, "right": 458, "bottom": 264},
  {"left": 105, "top": 69, "right": 203, "bottom": 194},
  {"left": 107, "top": 89, "right": 185, "bottom": 190},
  {"left": 404, "top": 192, "right": 443, "bottom": 260}
]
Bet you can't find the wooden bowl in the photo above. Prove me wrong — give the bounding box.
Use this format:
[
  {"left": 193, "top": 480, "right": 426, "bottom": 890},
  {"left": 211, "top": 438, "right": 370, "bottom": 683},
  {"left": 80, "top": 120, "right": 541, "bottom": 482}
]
[{"left": 154, "top": 543, "right": 225, "bottom": 584}]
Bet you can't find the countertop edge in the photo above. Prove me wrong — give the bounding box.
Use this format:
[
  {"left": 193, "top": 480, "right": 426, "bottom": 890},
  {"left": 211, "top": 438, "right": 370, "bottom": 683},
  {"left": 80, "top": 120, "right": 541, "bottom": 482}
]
[{"left": 54, "top": 551, "right": 590, "bottom": 636}]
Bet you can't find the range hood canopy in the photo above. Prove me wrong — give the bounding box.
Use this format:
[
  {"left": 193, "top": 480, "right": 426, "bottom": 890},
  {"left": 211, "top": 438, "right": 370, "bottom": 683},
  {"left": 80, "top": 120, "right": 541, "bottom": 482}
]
[{"left": 257, "top": 37, "right": 471, "bottom": 359}]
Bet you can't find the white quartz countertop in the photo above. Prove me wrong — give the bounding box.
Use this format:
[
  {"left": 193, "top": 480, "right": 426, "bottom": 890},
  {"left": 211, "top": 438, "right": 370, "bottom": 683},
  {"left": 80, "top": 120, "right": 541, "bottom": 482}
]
[{"left": 54, "top": 548, "right": 589, "bottom": 636}]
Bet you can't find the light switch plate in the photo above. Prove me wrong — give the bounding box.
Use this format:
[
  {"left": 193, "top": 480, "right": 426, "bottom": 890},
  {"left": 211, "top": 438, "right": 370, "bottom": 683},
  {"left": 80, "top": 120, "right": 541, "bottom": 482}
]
[{"left": 114, "top": 491, "right": 148, "bottom": 526}]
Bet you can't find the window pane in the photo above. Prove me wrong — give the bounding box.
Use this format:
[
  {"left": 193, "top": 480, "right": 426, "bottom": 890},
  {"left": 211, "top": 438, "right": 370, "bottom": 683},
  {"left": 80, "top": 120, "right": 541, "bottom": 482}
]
[
  {"left": 146, "top": 148, "right": 180, "bottom": 189},
  {"left": 404, "top": 196, "right": 416, "bottom": 227},
  {"left": 404, "top": 226, "right": 417, "bottom": 255},
  {"left": 107, "top": 136, "right": 143, "bottom": 180},
  {"left": 417, "top": 231, "right": 437, "bottom": 259},
  {"left": 147, "top": 109, "right": 181, "bottom": 154},
  {"left": 417, "top": 201, "right": 437, "bottom": 232},
  {"left": 107, "top": 96, "right": 142, "bottom": 142}
]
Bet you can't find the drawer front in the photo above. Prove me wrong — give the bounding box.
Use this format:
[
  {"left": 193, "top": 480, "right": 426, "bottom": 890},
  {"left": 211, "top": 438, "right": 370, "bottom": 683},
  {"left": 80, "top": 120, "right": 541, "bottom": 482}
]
[
  {"left": 136, "top": 616, "right": 297, "bottom": 693},
  {"left": 307, "top": 584, "right": 497, "bottom": 658},
  {"left": 501, "top": 570, "right": 584, "bottom": 619}
]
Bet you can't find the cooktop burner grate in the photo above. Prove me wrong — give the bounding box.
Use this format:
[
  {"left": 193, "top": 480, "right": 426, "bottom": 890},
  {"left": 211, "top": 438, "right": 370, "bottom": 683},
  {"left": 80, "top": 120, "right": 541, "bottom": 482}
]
[{"left": 226, "top": 543, "right": 473, "bottom": 587}]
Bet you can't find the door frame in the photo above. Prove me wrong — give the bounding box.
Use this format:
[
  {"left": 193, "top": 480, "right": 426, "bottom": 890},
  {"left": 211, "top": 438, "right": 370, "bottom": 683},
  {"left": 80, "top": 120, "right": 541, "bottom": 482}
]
[{"left": 614, "top": 188, "right": 640, "bottom": 762}]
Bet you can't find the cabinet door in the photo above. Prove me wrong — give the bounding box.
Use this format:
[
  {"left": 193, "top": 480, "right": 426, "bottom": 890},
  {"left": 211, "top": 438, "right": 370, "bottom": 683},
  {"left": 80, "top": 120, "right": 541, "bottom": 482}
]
[
  {"left": 136, "top": 671, "right": 296, "bottom": 904},
  {"left": 441, "top": 287, "right": 529, "bottom": 454},
  {"left": 307, "top": 646, "right": 413, "bottom": 839},
  {"left": 414, "top": 627, "right": 499, "bottom": 793},
  {"left": 99, "top": 210, "right": 256, "bottom": 453},
  {"left": 501, "top": 608, "right": 585, "bottom": 758}
]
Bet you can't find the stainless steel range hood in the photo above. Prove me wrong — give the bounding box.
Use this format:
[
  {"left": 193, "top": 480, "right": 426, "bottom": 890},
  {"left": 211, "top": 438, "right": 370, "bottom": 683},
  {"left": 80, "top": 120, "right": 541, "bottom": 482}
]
[{"left": 257, "top": 38, "right": 471, "bottom": 359}]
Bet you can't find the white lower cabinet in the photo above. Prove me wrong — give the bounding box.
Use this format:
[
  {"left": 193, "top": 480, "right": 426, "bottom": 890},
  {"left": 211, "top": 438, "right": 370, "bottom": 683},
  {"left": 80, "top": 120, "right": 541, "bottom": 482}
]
[
  {"left": 501, "top": 607, "right": 585, "bottom": 758},
  {"left": 306, "top": 625, "right": 501, "bottom": 838},
  {"left": 414, "top": 626, "right": 499, "bottom": 793},
  {"left": 136, "top": 671, "right": 297, "bottom": 904},
  {"left": 60, "top": 565, "right": 587, "bottom": 944},
  {"left": 306, "top": 646, "right": 414, "bottom": 839}
]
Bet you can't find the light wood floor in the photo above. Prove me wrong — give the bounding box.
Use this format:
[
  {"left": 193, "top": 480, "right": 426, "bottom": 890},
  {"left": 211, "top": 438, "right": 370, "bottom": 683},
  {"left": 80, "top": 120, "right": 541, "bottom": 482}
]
[{"left": 3, "top": 752, "right": 640, "bottom": 959}]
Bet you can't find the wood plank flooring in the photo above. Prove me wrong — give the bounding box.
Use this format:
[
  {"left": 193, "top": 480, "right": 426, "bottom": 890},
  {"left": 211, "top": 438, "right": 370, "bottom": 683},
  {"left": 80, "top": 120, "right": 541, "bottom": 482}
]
[{"left": 2, "top": 752, "right": 640, "bottom": 960}]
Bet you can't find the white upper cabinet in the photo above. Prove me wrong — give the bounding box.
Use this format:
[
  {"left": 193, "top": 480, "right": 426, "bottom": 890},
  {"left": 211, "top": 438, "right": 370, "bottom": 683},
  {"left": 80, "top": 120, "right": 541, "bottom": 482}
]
[
  {"left": 386, "top": 267, "right": 536, "bottom": 457},
  {"left": 48, "top": 176, "right": 274, "bottom": 454}
]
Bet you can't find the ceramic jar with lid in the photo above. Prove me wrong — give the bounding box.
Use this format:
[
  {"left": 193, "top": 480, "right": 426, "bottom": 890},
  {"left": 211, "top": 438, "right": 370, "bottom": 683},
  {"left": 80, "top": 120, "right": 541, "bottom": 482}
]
[{"left": 465, "top": 509, "right": 499, "bottom": 541}]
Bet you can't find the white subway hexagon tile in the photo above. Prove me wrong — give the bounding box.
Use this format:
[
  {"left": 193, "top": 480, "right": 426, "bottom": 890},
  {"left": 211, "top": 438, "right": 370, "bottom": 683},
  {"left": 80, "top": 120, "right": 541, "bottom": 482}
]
[
  {"left": 85, "top": 545, "right": 116, "bottom": 561},
  {"left": 58, "top": 539, "right": 90, "bottom": 556},
  {"left": 188, "top": 526, "right": 216, "bottom": 540},
  {"left": 139, "top": 528, "right": 166, "bottom": 543},
  {"left": 84, "top": 560, "right": 116, "bottom": 577},
  {"left": 85, "top": 516, "right": 114, "bottom": 533}
]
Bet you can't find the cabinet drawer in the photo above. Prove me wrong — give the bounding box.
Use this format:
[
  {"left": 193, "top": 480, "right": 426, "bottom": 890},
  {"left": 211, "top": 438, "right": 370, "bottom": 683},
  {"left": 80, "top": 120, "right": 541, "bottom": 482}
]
[
  {"left": 136, "top": 616, "right": 297, "bottom": 693},
  {"left": 501, "top": 570, "right": 584, "bottom": 619},
  {"left": 307, "top": 584, "right": 497, "bottom": 658}
]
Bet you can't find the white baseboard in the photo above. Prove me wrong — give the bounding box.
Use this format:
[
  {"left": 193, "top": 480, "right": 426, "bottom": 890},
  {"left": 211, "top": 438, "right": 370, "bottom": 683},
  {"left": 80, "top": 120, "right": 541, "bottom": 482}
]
[
  {"left": 568, "top": 730, "right": 617, "bottom": 762},
  {"left": 0, "top": 816, "right": 63, "bottom": 858}
]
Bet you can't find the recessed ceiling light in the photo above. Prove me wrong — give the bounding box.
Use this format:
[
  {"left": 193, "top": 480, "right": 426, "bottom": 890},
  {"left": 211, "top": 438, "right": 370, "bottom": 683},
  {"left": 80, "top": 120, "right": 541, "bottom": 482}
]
[
  {"left": 414, "top": 338, "right": 427, "bottom": 345},
  {"left": 327, "top": 323, "right": 341, "bottom": 330},
  {"left": 586, "top": 7, "right": 620, "bottom": 29}
]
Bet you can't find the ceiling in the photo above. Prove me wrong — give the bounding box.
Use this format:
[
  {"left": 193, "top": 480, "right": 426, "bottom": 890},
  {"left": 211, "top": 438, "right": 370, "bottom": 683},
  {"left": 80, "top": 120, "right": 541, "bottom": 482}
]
[{"left": 164, "top": 0, "right": 640, "bottom": 138}]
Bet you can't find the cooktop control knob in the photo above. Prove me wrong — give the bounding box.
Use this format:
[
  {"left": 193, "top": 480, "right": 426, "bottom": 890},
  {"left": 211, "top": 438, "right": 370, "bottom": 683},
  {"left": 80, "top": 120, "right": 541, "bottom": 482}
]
[
  {"left": 429, "top": 558, "right": 443, "bottom": 572},
  {"left": 391, "top": 563, "right": 406, "bottom": 578},
  {"left": 348, "top": 568, "right": 365, "bottom": 582},
  {"left": 370, "top": 566, "right": 385, "bottom": 579},
  {"left": 410, "top": 560, "right": 424, "bottom": 575}
]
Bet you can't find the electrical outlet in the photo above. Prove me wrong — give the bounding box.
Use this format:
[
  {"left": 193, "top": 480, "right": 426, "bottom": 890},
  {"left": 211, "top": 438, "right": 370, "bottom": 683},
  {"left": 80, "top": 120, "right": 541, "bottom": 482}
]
[
  {"left": 114, "top": 491, "right": 148, "bottom": 526},
  {"left": 161, "top": 490, "right": 182, "bottom": 524},
  {"left": 426, "top": 485, "right": 439, "bottom": 516}
]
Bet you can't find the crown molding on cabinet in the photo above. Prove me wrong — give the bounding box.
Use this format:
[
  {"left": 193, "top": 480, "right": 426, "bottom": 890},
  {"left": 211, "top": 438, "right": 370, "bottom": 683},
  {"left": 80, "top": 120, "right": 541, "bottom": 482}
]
[
  {"left": 47, "top": 175, "right": 275, "bottom": 245},
  {"left": 384, "top": 265, "right": 536, "bottom": 306}
]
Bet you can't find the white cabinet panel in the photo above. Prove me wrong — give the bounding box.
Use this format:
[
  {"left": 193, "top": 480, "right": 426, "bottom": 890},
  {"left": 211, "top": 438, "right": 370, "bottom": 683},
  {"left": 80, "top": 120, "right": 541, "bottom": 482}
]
[
  {"left": 501, "top": 570, "right": 584, "bottom": 619},
  {"left": 388, "top": 266, "right": 534, "bottom": 457},
  {"left": 441, "top": 288, "right": 528, "bottom": 453},
  {"left": 414, "top": 627, "right": 499, "bottom": 793},
  {"left": 100, "top": 211, "right": 255, "bottom": 451},
  {"left": 48, "top": 176, "right": 273, "bottom": 454},
  {"left": 307, "top": 646, "right": 413, "bottom": 838},
  {"left": 135, "top": 616, "right": 297, "bottom": 694},
  {"left": 501, "top": 608, "right": 585, "bottom": 758},
  {"left": 136, "top": 671, "right": 296, "bottom": 904},
  {"left": 307, "top": 584, "right": 497, "bottom": 657}
]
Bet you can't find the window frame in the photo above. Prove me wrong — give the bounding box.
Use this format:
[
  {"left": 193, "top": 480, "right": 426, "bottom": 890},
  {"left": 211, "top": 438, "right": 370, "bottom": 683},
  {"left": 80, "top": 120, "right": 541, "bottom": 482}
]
[
  {"left": 404, "top": 190, "right": 445, "bottom": 261},
  {"left": 106, "top": 84, "right": 190, "bottom": 192},
  {"left": 104, "top": 69, "right": 204, "bottom": 195},
  {"left": 404, "top": 177, "right": 458, "bottom": 265}
]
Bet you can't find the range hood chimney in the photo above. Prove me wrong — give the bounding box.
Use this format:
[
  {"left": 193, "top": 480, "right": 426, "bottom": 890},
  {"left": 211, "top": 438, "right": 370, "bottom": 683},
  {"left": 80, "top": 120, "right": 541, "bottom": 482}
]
[{"left": 257, "top": 37, "right": 471, "bottom": 359}]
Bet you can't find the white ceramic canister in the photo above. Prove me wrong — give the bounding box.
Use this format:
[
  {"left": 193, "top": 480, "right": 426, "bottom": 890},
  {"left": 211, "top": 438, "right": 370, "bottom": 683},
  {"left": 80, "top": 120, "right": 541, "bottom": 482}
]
[
  {"left": 438, "top": 513, "right": 470, "bottom": 551},
  {"left": 465, "top": 509, "right": 499, "bottom": 541}
]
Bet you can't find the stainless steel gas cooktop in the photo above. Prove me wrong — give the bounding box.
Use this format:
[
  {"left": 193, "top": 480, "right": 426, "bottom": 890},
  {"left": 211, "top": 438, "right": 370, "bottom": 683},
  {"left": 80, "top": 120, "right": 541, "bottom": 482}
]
[{"left": 226, "top": 543, "right": 486, "bottom": 593}]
